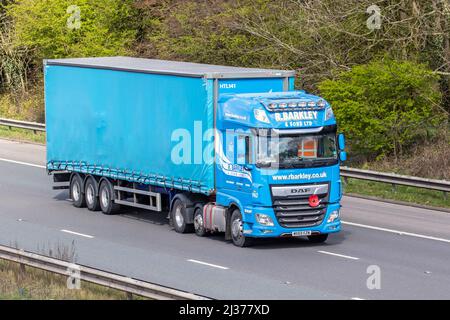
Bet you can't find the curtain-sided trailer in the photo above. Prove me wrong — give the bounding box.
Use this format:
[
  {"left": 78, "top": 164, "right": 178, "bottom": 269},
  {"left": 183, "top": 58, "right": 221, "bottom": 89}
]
[{"left": 45, "top": 57, "right": 344, "bottom": 247}]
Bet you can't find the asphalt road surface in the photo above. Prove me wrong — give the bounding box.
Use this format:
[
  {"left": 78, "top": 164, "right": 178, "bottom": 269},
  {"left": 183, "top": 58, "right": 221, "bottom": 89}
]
[{"left": 1, "top": 139, "right": 450, "bottom": 299}]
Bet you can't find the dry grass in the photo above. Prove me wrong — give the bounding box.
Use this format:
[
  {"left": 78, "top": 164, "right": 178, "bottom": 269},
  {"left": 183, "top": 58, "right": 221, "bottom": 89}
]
[
  {"left": 344, "top": 178, "right": 450, "bottom": 209},
  {"left": 357, "top": 131, "right": 450, "bottom": 180},
  {"left": 0, "top": 86, "right": 45, "bottom": 123},
  {"left": 0, "top": 242, "right": 146, "bottom": 300},
  {"left": 0, "top": 259, "right": 134, "bottom": 300}
]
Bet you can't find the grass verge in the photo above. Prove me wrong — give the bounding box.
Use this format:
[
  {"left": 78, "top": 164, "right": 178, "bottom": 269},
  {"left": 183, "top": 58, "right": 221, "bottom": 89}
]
[
  {"left": 0, "top": 126, "right": 45, "bottom": 144},
  {"left": 0, "top": 258, "right": 142, "bottom": 300},
  {"left": 343, "top": 178, "right": 450, "bottom": 209}
]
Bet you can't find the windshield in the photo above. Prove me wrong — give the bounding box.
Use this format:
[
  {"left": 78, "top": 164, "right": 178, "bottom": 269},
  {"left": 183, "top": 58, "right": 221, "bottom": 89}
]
[{"left": 257, "top": 131, "right": 338, "bottom": 168}]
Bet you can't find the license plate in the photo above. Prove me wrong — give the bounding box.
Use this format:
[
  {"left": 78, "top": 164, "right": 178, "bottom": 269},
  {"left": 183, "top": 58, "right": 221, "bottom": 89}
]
[{"left": 292, "top": 230, "right": 312, "bottom": 237}]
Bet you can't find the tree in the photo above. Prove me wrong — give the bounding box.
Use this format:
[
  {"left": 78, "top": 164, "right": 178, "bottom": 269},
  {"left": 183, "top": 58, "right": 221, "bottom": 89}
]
[
  {"left": 318, "top": 59, "right": 445, "bottom": 160},
  {"left": 7, "top": 0, "right": 137, "bottom": 60}
]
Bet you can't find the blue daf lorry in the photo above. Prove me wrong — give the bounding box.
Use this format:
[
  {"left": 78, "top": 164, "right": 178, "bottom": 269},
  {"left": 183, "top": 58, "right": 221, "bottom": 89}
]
[{"left": 45, "top": 57, "right": 346, "bottom": 247}]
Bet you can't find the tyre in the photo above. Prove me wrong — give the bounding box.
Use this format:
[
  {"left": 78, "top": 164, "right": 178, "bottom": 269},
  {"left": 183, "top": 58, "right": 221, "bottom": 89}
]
[
  {"left": 98, "top": 180, "right": 120, "bottom": 215},
  {"left": 70, "top": 174, "right": 86, "bottom": 208},
  {"left": 193, "top": 206, "right": 207, "bottom": 237},
  {"left": 85, "top": 177, "right": 100, "bottom": 211},
  {"left": 307, "top": 234, "right": 329, "bottom": 243},
  {"left": 170, "top": 199, "right": 194, "bottom": 234},
  {"left": 230, "top": 209, "right": 253, "bottom": 247}
]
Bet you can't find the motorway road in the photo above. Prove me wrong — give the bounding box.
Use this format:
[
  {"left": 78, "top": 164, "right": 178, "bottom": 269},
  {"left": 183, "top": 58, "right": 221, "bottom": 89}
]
[{"left": 1, "top": 139, "right": 450, "bottom": 299}]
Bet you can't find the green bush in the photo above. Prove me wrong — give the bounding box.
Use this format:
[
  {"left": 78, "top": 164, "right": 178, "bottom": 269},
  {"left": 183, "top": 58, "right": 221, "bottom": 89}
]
[
  {"left": 319, "top": 59, "right": 444, "bottom": 160},
  {"left": 7, "top": 0, "right": 137, "bottom": 60}
]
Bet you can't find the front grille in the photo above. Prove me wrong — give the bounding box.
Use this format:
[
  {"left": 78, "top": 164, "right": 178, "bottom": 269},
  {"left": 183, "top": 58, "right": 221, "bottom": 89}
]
[{"left": 271, "top": 184, "right": 329, "bottom": 228}]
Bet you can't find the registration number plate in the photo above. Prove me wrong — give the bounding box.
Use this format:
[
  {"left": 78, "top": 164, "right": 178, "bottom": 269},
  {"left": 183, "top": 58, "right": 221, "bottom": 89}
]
[{"left": 292, "top": 230, "right": 312, "bottom": 237}]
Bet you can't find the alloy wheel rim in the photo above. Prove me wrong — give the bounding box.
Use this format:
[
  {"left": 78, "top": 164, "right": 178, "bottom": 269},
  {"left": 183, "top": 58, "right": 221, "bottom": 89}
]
[
  {"left": 175, "top": 206, "right": 184, "bottom": 227},
  {"left": 101, "top": 188, "right": 109, "bottom": 208},
  {"left": 72, "top": 181, "right": 80, "bottom": 201},
  {"left": 194, "top": 213, "right": 204, "bottom": 232},
  {"left": 232, "top": 218, "right": 242, "bottom": 239}
]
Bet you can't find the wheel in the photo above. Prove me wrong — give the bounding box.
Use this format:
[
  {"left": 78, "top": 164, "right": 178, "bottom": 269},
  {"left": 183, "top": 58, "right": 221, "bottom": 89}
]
[
  {"left": 85, "top": 177, "right": 100, "bottom": 211},
  {"left": 193, "top": 206, "right": 207, "bottom": 237},
  {"left": 307, "top": 234, "right": 329, "bottom": 243},
  {"left": 170, "top": 199, "right": 194, "bottom": 234},
  {"left": 98, "top": 180, "right": 120, "bottom": 215},
  {"left": 70, "top": 174, "right": 86, "bottom": 208},
  {"left": 230, "top": 209, "right": 253, "bottom": 247}
]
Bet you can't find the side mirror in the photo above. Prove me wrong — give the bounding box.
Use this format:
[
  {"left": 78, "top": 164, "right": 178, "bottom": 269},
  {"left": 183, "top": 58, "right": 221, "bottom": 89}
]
[
  {"left": 339, "top": 151, "right": 347, "bottom": 162},
  {"left": 338, "top": 133, "right": 345, "bottom": 151}
]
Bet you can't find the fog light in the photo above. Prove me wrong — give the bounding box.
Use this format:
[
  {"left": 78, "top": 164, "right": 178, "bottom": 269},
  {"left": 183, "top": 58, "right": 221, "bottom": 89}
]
[
  {"left": 256, "top": 214, "right": 274, "bottom": 226},
  {"left": 327, "top": 210, "right": 340, "bottom": 223}
]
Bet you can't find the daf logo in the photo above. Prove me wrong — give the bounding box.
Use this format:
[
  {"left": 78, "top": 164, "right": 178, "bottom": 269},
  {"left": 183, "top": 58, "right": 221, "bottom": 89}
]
[{"left": 291, "top": 188, "right": 310, "bottom": 194}]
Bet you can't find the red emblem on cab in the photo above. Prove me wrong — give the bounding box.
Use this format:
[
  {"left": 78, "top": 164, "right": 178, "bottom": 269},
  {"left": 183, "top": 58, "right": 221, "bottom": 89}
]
[{"left": 308, "top": 194, "right": 320, "bottom": 207}]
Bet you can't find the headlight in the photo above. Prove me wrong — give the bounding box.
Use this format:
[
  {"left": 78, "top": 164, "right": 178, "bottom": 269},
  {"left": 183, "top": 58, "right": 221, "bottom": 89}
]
[
  {"left": 254, "top": 109, "right": 270, "bottom": 124},
  {"left": 325, "top": 107, "right": 334, "bottom": 121},
  {"left": 256, "top": 213, "right": 274, "bottom": 226},
  {"left": 327, "top": 210, "right": 340, "bottom": 223}
]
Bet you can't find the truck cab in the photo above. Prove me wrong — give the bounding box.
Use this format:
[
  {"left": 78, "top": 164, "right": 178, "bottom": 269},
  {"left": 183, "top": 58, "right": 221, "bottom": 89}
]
[{"left": 213, "top": 91, "right": 346, "bottom": 246}]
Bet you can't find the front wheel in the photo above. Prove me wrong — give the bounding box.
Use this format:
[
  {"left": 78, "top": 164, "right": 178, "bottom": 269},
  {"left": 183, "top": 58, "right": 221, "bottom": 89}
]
[
  {"left": 307, "top": 234, "right": 329, "bottom": 243},
  {"left": 230, "top": 209, "right": 253, "bottom": 247}
]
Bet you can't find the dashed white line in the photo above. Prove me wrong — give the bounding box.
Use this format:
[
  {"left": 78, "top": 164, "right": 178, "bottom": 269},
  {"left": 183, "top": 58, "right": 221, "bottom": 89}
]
[
  {"left": 343, "top": 221, "right": 450, "bottom": 244},
  {"left": 61, "top": 229, "right": 94, "bottom": 239},
  {"left": 187, "top": 259, "right": 229, "bottom": 270},
  {"left": 318, "top": 250, "right": 360, "bottom": 260},
  {"left": 0, "top": 157, "right": 45, "bottom": 169}
]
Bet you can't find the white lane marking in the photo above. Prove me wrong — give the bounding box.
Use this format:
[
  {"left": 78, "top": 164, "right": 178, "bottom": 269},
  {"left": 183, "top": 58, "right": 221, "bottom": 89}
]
[
  {"left": 343, "top": 221, "right": 450, "bottom": 244},
  {"left": 318, "top": 250, "right": 360, "bottom": 260},
  {"left": 351, "top": 297, "right": 365, "bottom": 300},
  {"left": 0, "top": 157, "right": 45, "bottom": 169},
  {"left": 61, "top": 229, "right": 94, "bottom": 239},
  {"left": 187, "top": 259, "right": 229, "bottom": 270}
]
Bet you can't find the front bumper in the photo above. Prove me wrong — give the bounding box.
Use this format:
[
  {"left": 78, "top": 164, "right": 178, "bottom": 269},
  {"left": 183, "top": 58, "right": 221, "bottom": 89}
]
[{"left": 243, "top": 202, "right": 341, "bottom": 238}]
